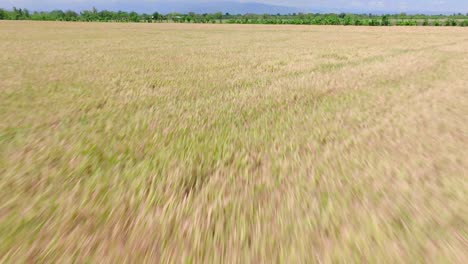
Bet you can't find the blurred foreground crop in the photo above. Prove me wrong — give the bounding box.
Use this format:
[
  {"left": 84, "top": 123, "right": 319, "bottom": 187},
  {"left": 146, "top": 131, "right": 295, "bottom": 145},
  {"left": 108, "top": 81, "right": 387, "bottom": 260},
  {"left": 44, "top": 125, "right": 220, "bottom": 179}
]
[{"left": 0, "top": 21, "right": 467, "bottom": 262}]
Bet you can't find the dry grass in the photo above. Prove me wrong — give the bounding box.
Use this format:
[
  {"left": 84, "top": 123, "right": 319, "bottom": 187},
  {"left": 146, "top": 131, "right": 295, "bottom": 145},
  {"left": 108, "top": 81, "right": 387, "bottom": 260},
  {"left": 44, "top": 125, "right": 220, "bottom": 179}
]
[{"left": 0, "top": 21, "right": 467, "bottom": 263}]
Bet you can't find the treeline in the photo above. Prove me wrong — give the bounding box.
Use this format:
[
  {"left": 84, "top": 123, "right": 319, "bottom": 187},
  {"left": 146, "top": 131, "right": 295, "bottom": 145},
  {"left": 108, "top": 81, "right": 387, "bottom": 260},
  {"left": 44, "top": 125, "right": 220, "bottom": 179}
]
[
  {"left": 225, "top": 13, "right": 468, "bottom": 26},
  {"left": 1, "top": 7, "right": 468, "bottom": 26}
]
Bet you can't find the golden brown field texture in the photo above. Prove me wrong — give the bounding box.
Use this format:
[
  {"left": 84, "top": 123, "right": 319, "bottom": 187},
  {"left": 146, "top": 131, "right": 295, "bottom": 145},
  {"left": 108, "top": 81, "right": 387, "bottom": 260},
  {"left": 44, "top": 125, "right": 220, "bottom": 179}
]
[{"left": 1, "top": 21, "right": 467, "bottom": 262}]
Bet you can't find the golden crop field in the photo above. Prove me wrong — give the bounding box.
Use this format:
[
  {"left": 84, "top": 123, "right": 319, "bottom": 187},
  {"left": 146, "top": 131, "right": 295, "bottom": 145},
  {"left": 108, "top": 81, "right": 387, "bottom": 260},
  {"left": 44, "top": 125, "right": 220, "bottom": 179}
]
[{"left": 1, "top": 21, "right": 467, "bottom": 262}]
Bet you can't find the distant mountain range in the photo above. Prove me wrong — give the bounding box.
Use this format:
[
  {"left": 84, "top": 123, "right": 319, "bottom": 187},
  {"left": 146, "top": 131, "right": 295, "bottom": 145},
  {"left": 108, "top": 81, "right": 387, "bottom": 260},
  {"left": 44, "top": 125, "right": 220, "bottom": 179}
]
[
  {"left": 135, "top": 2, "right": 302, "bottom": 14},
  {"left": 6, "top": 1, "right": 301, "bottom": 14},
  {"left": 1, "top": 1, "right": 466, "bottom": 15}
]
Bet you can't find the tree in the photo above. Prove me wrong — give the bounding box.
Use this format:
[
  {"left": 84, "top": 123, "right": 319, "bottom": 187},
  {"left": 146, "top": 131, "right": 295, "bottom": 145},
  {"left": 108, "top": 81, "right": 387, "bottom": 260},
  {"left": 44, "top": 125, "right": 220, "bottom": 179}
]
[
  {"left": 343, "top": 15, "right": 353, "bottom": 25},
  {"left": 141, "top": 13, "right": 151, "bottom": 22},
  {"left": 12, "top": 7, "right": 22, "bottom": 20},
  {"left": 49, "top": 10, "right": 65, "bottom": 20},
  {"left": 381, "top": 15, "right": 390, "bottom": 26},
  {"left": 65, "top": 10, "right": 78, "bottom": 21},
  {"left": 81, "top": 9, "right": 98, "bottom": 21},
  {"left": 23, "top": 8, "right": 30, "bottom": 19},
  {"left": 152, "top": 11, "right": 161, "bottom": 21},
  {"left": 117, "top": 11, "right": 129, "bottom": 22},
  {"left": 98, "top": 10, "right": 114, "bottom": 22},
  {"left": 0, "top": 8, "right": 6, "bottom": 20},
  {"left": 214, "top": 12, "right": 223, "bottom": 23},
  {"left": 129, "top": 11, "right": 139, "bottom": 22}
]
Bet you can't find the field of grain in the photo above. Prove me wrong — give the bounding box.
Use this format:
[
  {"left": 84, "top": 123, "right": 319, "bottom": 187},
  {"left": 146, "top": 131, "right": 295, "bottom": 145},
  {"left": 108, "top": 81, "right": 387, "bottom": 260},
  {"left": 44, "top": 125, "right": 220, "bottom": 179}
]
[{"left": 1, "top": 21, "right": 467, "bottom": 262}]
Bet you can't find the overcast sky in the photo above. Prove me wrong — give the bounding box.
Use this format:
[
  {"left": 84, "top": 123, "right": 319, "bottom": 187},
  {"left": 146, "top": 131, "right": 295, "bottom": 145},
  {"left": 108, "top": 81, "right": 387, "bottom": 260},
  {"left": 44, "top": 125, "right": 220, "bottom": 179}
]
[{"left": 1, "top": 0, "right": 467, "bottom": 13}]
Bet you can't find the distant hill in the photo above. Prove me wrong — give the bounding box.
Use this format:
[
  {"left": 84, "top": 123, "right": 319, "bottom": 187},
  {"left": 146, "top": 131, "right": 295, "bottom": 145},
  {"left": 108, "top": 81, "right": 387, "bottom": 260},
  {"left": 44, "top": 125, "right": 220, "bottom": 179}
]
[
  {"left": 11, "top": 1, "right": 301, "bottom": 15},
  {"left": 143, "top": 2, "right": 301, "bottom": 15},
  {"left": 1, "top": 0, "right": 466, "bottom": 15}
]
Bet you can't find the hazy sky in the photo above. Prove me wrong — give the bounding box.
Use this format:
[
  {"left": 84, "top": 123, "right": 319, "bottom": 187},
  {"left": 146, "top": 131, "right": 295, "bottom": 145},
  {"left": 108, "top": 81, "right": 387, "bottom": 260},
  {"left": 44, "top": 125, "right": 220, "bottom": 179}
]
[{"left": 1, "top": 0, "right": 467, "bottom": 13}]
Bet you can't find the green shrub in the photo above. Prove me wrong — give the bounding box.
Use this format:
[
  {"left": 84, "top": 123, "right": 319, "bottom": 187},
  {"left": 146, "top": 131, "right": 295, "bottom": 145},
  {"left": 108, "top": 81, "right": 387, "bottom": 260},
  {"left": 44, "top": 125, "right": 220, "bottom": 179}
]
[
  {"left": 445, "top": 19, "right": 457, "bottom": 26},
  {"left": 343, "top": 16, "right": 352, "bottom": 25}
]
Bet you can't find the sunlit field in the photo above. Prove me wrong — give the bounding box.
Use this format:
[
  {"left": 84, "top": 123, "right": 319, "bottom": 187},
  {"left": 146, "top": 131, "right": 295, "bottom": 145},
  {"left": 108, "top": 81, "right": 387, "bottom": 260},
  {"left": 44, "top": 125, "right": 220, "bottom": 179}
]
[{"left": 1, "top": 21, "right": 467, "bottom": 262}]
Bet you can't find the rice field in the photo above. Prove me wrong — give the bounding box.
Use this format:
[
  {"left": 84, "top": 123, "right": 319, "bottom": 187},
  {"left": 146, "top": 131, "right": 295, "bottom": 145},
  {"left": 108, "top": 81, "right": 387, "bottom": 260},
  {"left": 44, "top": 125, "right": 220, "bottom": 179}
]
[{"left": 0, "top": 21, "right": 467, "bottom": 262}]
